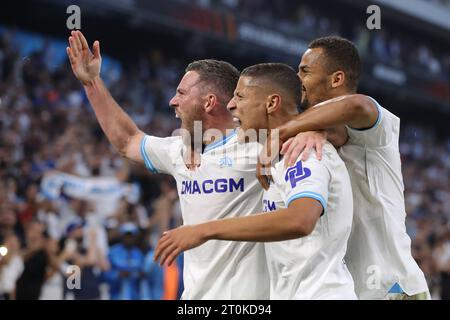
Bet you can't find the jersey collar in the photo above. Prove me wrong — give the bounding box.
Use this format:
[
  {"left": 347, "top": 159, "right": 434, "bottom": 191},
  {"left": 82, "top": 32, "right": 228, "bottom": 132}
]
[{"left": 203, "top": 129, "right": 237, "bottom": 154}]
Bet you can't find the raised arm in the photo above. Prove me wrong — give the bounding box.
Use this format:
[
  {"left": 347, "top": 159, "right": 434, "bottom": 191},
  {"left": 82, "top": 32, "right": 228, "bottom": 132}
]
[
  {"left": 279, "top": 94, "right": 378, "bottom": 142},
  {"left": 256, "top": 94, "right": 378, "bottom": 184},
  {"left": 67, "top": 30, "right": 143, "bottom": 163}
]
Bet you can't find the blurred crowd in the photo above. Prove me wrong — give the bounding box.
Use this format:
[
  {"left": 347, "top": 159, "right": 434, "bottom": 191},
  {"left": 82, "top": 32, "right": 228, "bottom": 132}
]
[
  {"left": 424, "top": 0, "right": 450, "bottom": 8},
  {"left": 0, "top": 27, "right": 183, "bottom": 300},
  {"left": 401, "top": 124, "right": 450, "bottom": 299},
  {"left": 189, "top": 0, "right": 450, "bottom": 81},
  {"left": 1, "top": 20, "right": 450, "bottom": 300}
]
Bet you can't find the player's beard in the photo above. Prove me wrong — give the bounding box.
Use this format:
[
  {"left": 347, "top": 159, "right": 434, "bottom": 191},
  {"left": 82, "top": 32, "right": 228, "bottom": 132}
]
[
  {"left": 300, "top": 96, "right": 311, "bottom": 111},
  {"left": 300, "top": 86, "right": 312, "bottom": 111},
  {"left": 180, "top": 113, "right": 204, "bottom": 151},
  {"left": 179, "top": 113, "right": 203, "bottom": 170}
]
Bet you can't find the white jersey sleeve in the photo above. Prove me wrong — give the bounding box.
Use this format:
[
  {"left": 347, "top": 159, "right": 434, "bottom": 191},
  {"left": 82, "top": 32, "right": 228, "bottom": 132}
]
[
  {"left": 276, "top": 152, "right": 330, "bottom": 213},
  {"left": 140, "top": 135, "right": 182, "bottom": 175},
  {"left": 346, "top": 97, "right": 399, "bottom": 148}
]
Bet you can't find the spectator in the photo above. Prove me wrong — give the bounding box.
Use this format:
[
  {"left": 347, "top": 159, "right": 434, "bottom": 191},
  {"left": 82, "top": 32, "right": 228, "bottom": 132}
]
[
  {"left": 434, "top": 230, "right": 450, "bottom": 299},
  {"left": 62, "top": 220, "right": 106, "bottom": 300},
  {"left": 141, "top": 242, "right": 164, "bottom": 300},
  {"left": 0, "top": 202, "right": 22, "bottom": 245},
  {"left": 0, "top": 233, "right": 24, "bottom": 299},
  {"left": 39, "top": 237, "right": 71, "bottom": 300},
  {"left": 15, "top": 221, "right": 49, "bottom": 300},
  {"left": 104, "top": 223, "right": 144, "bottom": 300}
]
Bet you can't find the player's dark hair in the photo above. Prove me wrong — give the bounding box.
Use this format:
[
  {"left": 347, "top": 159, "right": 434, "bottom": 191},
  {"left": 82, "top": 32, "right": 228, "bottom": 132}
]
[
  {"left": 309, "top": 36, "right": 361, "bottom": 92},
  {"left": 186, "top": 59, "right": 240, "bottom": 105},
  {"left": 241, "top": 63, "right": 301, "bottom": 106}
]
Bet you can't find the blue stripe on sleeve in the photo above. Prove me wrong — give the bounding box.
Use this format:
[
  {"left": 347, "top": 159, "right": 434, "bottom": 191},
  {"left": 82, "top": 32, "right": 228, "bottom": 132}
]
[
  {"left": 140, "top": 135, "right": 158, "bottom": 173},
  {"left": 353, "top": 97, "right": 383, "bottom": 131},
  {"left": 286, "top": 191, "right": 327, "bottom": 212}
]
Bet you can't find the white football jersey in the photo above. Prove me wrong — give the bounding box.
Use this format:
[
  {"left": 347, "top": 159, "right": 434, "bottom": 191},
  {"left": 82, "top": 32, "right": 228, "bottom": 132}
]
[
  {"left": 141, "top": 130, "right": 270, "bottom": 299},
  {"left": 339, "top": 97, "right": 429, "bottom": 299},
  {"left": 263, "top": 142, "right": 356, "bottom": 299}
]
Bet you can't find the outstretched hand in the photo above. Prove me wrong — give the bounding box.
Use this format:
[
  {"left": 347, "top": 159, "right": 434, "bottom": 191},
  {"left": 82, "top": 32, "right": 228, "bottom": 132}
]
[
  {"left": 154, "top": 225, "right": 207, "bottom": 266},
  {"left": 66, "top": 30, "right": 101, "bottom": 85}
]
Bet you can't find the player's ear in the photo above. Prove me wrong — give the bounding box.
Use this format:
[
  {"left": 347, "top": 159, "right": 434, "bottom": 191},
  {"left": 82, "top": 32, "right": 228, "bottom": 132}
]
[
  {"left": 330, "top": 71, "right": 345, "bottom": 89},
  {"left": 204, "top": 94, "right": 218, "bottom": 113},
  {"left": 266, "top": 94, "right": 281, "bottom": 114}
]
